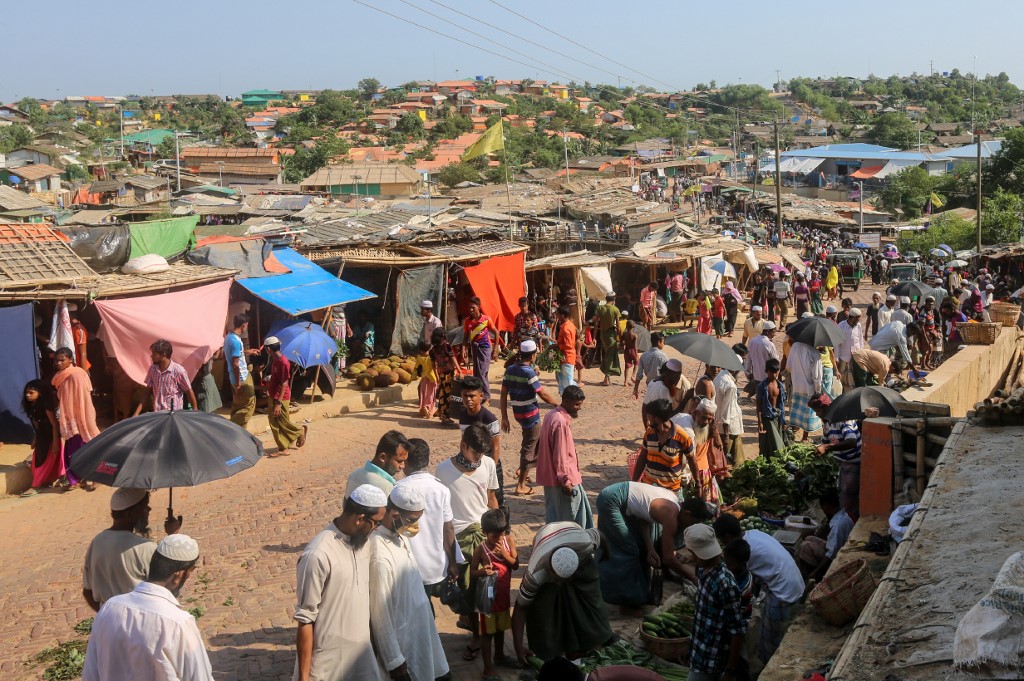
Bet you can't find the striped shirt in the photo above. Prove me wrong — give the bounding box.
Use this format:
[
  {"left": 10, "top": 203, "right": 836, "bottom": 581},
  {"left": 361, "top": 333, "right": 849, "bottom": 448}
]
[
  {"left": 144, "top": 361, "right": 191, "bottom": 412},
  {"left": 825, "top": 420, "right": 862, "bottom": 463},
  {"left": 502, "top": 363, "right": 543, "bottom": 428},
  {"left": 640, "top": 424, "right": 694, "bottom": 492}
]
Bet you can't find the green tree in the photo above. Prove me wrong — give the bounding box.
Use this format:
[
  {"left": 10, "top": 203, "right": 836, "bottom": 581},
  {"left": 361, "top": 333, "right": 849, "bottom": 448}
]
[
  {"left": 981, "top": 189, "right": 1024, "bottom": 244},
  {"left": 0, "top": 124, "right": 33, "bottom": 153},
  {"left": 283, "top": 137, "right": 349, "bottom": 183},
  {"left": 898, "top": 214, "right": 976, "bottom": 253},
  {"left": 436, "top": 162, "right": 481, "bottom": 187},
  {"left": 985, "top": 127, "right": 1024, "bottom": 196},
  {"left": 156, "top": 135, "right": 178, "bottom": 160},
  {"left": 869, "top": 112, "right": 917, "bottom": 148},
  {"left": 394, "top": 113, "right": 424, "bottom": 139},
  {"left": 877, "top": 166, "right": 941, "bottom": 218},
  {"left": 358, "top": 77, "right": 381, "bottom": 99}
]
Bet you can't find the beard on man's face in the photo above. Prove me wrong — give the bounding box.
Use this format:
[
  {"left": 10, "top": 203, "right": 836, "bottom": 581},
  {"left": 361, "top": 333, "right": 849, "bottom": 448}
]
[
  {"left": 351, "top": 530, "right": 371, "bottom": 550},
  {"left": 692, "top": 423, "right": 711, "bottom": 445},
  {"left": 134, "top": 514, "right": 151, "bottom": 538}
]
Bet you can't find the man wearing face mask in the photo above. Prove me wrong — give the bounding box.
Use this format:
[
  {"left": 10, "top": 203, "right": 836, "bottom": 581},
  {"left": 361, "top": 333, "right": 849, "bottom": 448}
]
[
  {"left": 83, "top": 534, "right": 212, "bottom": 681},
  {"left": 369, "top": 486, "right": 451, "bottom": 681},
  {"left": 294, "top": 484, "right": 388, "bottom": 681}
]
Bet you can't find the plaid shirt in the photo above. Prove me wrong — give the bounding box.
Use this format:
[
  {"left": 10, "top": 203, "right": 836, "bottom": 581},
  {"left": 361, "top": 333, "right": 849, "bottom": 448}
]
[
  {"left": 144, "top": 361, "right": 191, "bottom": 411},
  {"left": 691, "top": 562, "right": 746, "bottom": 675}
]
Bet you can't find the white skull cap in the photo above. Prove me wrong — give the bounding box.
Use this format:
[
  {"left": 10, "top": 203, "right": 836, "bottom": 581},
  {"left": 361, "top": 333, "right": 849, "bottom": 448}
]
[
  {"left": 389, "top": 485, "right": 425, "bottom": 512},
  {"left": 349, "top": 484, "right": 388, "bottom": 508},
  {"left": 156, "top": 534, "right": 200, "bottom": 562},
  {"left": 551, "top": 547, "right": 580, "bottom": 578}
]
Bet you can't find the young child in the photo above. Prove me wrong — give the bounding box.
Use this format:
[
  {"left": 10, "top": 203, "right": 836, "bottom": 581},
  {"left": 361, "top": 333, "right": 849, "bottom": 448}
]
[
  {"left": 429, "top": 327, "right": 460, "bottom": 425},
  {"left": 471, "top": 509, "right": 519, "bottom": 680},
  {"left": 460, "top": 376, "right": 503, "bottom": 507},
  {"left": 415, "top": 340, "right": 437, "bottom": 418},
  {"left": 621, "top": 319, "right": 639, "bottom": 387},
  {"left": 723, "top": 538, "right": 753, "bottom": 623},
  {"left": 684, "top": 293, "right": 699, "bottom": 328}
]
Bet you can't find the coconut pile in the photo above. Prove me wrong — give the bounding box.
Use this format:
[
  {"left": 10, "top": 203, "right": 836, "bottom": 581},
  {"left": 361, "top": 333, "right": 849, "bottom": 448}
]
[{"left": 345, "top": 355, "right": 419, "bottom": 391}]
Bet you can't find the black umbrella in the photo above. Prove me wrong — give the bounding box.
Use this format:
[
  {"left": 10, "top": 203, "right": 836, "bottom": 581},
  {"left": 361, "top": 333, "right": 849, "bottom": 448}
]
[
  {"left": 664, "top": 331, "right": 743, "bottom": 372},
  {"left": 70, "top": 410, "right": 265, "bottom": 520},
  {"left": 890, "top": 280, "right": 933, "bottom": 300},
  {"left": 824, "top": 386, "right": 904, "bottom": 422},
  {"left": 785, "top": 316, "right": 847, "bottom": 347}
]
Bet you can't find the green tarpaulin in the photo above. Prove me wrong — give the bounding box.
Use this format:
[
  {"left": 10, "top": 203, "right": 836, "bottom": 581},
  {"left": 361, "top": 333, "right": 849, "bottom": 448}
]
[{"left": 128, "top": 216, "right": 199, "bottom": 260}]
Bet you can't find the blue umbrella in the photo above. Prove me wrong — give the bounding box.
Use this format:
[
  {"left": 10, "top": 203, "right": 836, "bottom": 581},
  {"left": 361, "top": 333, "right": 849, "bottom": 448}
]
[
  {"left": 929, "top": 248, "right": 949, "bottom": 258},
  {"left": 938, "top": 244, "right": 954, "bottom": 254},
  {"left": 853, "top": 242, "right": 870, "bottom": 249},
  {"left": 708, "top": 260, "right": 737, "bottom": 278},
  {"left": 269, "top": 321, "right": 337, "bottom": 368}
]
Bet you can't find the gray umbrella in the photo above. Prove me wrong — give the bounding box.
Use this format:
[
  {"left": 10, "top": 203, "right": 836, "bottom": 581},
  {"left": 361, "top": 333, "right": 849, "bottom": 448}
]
[
  {"left": 664, "top": 331, "right": 743, "bottom": 372},
  {"left": 824, "top": 386, "right": 904, "bottom": 422},
  {"left": 633, "top": 323, "right": 652, "bottom": 353},
  {"left": 890, "top": 280, "right": 933, "bottom": 300},
  {"left": 785, "top": 316, "right": 846, "bottom": 347}
]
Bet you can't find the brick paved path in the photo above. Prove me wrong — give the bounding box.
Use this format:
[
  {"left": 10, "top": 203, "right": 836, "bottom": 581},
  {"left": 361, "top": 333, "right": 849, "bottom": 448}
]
[{"left": 1, "top": 286, "right": 882, "bottom": 680}]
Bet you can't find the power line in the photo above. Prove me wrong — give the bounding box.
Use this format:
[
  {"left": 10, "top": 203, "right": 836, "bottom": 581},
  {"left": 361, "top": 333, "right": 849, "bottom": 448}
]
[
  {"left": 484, "top": 0, "right": 678, "bottom": 92},
  {"left": 422, "top": 0, "right": 627, "bottom": 84}
]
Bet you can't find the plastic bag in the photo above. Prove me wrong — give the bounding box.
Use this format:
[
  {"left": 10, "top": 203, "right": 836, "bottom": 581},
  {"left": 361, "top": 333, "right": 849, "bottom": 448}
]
[
  {"left": 476, "top": 572, "right": 498, "bottom": 613},
  {"left": 954, "top": 552, "right": 1024, "bottom": 678},
  {"left": 121, "top": 253, "right": 169, "bottom": 274},
  {"left": 648, "top": 568, "right": 664, "bottom": 606},
  {"left": 439, "top": 577, "right": 469, "bottom": 615},
  {"left": 888, "top": 503, "right": 918, "bottom": 543}
]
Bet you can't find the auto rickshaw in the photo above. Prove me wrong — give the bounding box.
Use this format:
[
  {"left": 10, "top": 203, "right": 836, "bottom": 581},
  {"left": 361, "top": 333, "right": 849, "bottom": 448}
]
[{"left": 828, "top": 249, "right": 865, "bottom": 291}]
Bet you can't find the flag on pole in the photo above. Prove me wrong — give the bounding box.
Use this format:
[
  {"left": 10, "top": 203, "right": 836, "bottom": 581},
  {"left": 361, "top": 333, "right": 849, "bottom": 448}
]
[
  {"left": 928, "top": 192, "right": 944, "bottom": 209},
  {"left": 462, "top": 121, "right": 504, "bottom": 161}
]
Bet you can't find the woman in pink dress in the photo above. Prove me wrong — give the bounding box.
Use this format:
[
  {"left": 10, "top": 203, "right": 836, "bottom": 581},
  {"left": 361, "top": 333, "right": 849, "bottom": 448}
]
[{"left": 20, "top": 379, "right": 63, "bottom": 496}]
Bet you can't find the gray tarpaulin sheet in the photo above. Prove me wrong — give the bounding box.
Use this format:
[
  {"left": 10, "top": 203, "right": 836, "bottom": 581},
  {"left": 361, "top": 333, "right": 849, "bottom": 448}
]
[
  {"left": 390, "top": 264, "right": 445, "bottom": 356},
  {"left": 57, "top": 225, "right": 131, "bottom": 273},
  {"left": 187, "top": 240, "right": 276, "bottom": 278}
]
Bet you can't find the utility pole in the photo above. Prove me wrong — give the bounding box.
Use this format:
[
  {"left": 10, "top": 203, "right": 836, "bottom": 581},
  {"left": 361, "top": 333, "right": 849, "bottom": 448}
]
[
  {"left": 563, "top": 127, "right": 570, "bottom": 179},
  {"left": 119, "top": 105, "right": 125, "bottom": 159},
  {"left": 174, "top": 131, "right": 181, "bottom": 193},
  {"left": 773, "top": 118, "right": 783, "bottom": 246},
  {"left": 425, "top": 172, "right": 433, "bottom": 227},
  {"left": 976, "top": 132, "right": 983, "bottom": 253},
  {"left": 752, "top": 142, "right": 758, "bottom": 220}
]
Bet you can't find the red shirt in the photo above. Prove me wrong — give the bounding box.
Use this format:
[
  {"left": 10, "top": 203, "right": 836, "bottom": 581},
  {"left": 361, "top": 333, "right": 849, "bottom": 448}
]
[
  {"left": 712, "top": 297, "right": 726, "bottom": 318},
  {"left": 268, "top": 354, "right": 292, "bottom": 402}
]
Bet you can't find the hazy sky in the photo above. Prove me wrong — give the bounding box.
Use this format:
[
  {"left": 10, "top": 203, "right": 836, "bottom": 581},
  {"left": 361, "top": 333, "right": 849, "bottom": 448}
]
[{"left": 5, "top": 0, "right": 1023, "bottom": 101}]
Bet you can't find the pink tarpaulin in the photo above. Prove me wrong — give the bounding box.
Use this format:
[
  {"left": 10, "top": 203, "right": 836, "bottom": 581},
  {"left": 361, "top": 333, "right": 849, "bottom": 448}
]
[
  {"left": 463, "top": 252, "right": 525, "bottom": 332},
  {"left": 95, "top": 280, "right": 232, "bottom": 385}
]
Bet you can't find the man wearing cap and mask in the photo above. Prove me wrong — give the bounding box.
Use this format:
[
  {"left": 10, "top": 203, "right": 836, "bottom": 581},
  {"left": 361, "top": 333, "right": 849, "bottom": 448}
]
[
  {"left": 265, "top": 335, "right": 307, "bottom": 456},
  {"left": 512, "top": 521, "right": 612, "bottom": 666},
  {"left": 684, "top": 524, "right": 746, "bottom": 681},
  {"left": 369, "top": 486, "right": 450, "bottom": 681},
  {"left": 501, "top": 340, "right": 558, "bottom": 496},
  {"left": 83, "top": 534, "right": 212, "bottom": 681},
  {"left": 878, "top": 295, "right": 897, "bottom": 328},
  {"left": 420, "top": 300, "right": 442, "bottom": 346},
  {"left": 83, "top": 488, "right": 182, "bottom": 612},
  {"left": 294, "top": 483, "right": 388, "bottom": 681}
]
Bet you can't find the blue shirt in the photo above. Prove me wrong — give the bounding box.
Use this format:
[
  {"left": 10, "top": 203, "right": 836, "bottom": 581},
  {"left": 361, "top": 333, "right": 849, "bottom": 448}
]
[
  {"left": 825, "top": 420, "right": 862, "bottom": 464},
  {"left": 826, "top": 509, "right": 854, "bottom": 559},
  {"left": 502, "top": 363, "right": 543, "bottom": 428},
  {"left": 691, "top": 562, "right": 746, "bottom": 674},
  {"left": 223, "top": 333, "right": 249, "bottom": 384}
]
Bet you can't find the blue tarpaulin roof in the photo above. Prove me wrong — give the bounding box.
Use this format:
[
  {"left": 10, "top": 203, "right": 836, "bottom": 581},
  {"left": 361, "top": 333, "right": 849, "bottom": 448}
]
[{"left": 236, "top": 247, "right": 375, "bottom": 315}]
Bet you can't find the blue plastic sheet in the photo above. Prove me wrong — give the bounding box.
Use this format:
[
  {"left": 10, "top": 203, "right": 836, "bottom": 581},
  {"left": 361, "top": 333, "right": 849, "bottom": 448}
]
[
  {"left": 236, "top": 248, "right": 375, "bottom": 315},
  {"left": 0, "top": 304, "right": 40, "bottom": 443}
]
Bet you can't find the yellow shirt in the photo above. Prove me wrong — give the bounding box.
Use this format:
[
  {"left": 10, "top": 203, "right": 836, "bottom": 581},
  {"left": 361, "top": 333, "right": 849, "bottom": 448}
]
[
  {"left": 414, "top": 355, "right": 436, "bottom": 382},
  {"left": 684, "top": 298, "right": 699, "bottom": 315}
]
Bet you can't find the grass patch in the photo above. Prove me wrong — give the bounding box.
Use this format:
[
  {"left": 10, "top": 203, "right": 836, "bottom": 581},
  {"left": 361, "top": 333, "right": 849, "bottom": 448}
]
[{"left": 32, "top": 640, "right": 88, "bottom": 681}]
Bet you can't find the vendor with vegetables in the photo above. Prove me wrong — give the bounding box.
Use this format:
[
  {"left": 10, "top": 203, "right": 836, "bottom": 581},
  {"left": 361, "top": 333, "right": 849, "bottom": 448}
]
[
  {"left": 797, "top": 489, "right": 854, "bottom": 583},
  {"left": 512, "top": 521, "right": 613, "bottom": 666},
  {"left": 713, "top": 514, "right": 804, "bottom": 666},
  {"left": 808, "top": 392, "right": 862, "bottom": 517},
  {"left": 596, "top": 481, "right": 711, "bottom": 612}
]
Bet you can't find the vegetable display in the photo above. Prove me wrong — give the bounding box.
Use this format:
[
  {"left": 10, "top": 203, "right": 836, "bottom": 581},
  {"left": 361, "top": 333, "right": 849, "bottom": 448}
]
[
  {"left": 719, "top": 443, "right": 839, "bottom": 515},
  {"left": 529, "top": 640, "right": 689, "bottom": 680}
]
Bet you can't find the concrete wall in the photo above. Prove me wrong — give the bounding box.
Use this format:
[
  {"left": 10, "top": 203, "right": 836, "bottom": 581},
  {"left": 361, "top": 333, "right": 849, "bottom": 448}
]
[{"left": 912, "top": 325, "right": 1020, "bottom": 416}]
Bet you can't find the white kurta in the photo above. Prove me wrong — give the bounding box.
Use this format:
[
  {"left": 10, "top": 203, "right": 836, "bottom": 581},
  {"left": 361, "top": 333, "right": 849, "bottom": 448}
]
[
  {"left": 294, "top": 523, "right": 381, "bottom": 681},
  {"left": 368, "top": 527, "right": 449, "bottom": 681},
  {"left": 82, "top": 581, "right": 213, "bottom": 681}
]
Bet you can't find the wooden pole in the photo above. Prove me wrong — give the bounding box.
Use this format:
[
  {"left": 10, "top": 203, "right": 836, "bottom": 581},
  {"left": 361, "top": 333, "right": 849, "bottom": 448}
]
[
  {"left": 976, "top": 132, "right": 983, "bottom": 254},
  {"left": 916, "top": 428, "right": 927, "bottom": 495},
  {"left": 892, "top": 422, "right": 905, "bottom": 492}
]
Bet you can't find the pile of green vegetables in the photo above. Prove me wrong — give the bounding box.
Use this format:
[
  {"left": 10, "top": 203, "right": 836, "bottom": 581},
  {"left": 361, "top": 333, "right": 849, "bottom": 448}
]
[
  {"left": 642, "top": 600, "right": 694, "bottom": 639},
  {"left": 535, "top": 346, "right": 565, "bottom": 373},
  {"left": 719, "top": 443, "right": 838, "bottom": 515},
  {"left": 527, "top": 640, "right": 689, "bottom": 679}
]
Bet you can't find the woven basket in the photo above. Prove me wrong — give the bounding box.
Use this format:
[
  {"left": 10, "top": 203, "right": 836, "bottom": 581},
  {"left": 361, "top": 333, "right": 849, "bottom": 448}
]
[
  {"left": 959, "top": 321, "right": 1001, "bottom": 345},
  {"left": 808, "top": 558, "right": 877, "bottom": 626},
  {"left": 990, "top": 303, "right": 1021, "bottom": 328},
  {"left": 639, "top": 629, "right": 691, "bottom": 663}
]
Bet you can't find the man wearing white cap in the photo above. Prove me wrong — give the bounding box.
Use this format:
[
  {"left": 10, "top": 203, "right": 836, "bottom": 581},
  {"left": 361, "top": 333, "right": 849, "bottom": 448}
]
[
  {"left": 892, "top": 297, "right": 914, "bottom": 326},
  {"left": 83, "top": 534, "right": 212, "bottom": 681},
  {"left": 83, "top": 488, "right": 182, "bottom": 612},
  {"left": 294, "top": 484, "right": 388, "bottom": 681},
  {"left": 836, "top": 309, "right": 865, "bottom": 388},
  {"left": 741, "top": 305, "right": 765, "bottom": 345},
  {"left": 878, "top": 295, "right": 897, "bottom": 328},
  {"left": 746, "top": 322, "right": 779, "bottom": 397},
  {"left": 512, "top": 522, "right": 612, "bottom": 666},
  {"left": 500, "top": 339, "right": 558, "bottom": 496},
  {"left": 684, "top": 524, "right": 746, "bottom": 681},
  {"left": 420, "top": 300, "right": 442, "bottom": 346},
  {"left": 369, "top": 487, "right": 449, "bottom": 681},
  {"left": 265, "top": 336, "right": 307, "bottom": 456}
]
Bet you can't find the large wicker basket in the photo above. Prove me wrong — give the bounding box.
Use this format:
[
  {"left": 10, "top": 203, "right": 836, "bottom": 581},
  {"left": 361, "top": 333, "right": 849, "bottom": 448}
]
[
  {"left": 808, "top": 558, "right": 877, "bottom": 626},
  {"left": 639, "top": 629, "right": 691, "bottom": 663},
  {"left": 959, "top": 321, "right": 1001, "bottom": 345},
  {"left": 990, "top": 302, "right": 1021, "bottom": 328}
]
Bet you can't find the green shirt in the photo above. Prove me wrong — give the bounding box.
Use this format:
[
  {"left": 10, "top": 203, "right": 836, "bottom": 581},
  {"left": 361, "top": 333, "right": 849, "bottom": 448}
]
[{"left": 596, "top": 304, "right": 620, "bottom": 331}]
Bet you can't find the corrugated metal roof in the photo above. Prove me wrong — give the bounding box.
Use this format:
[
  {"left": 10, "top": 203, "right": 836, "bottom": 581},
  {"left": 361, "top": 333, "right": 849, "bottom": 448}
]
[
  {"left": 300, "top": 164, "right": 423, "bottom": 187},
  {"left": 10, "top": 164, "right": 62, "bottom": 181},
  {"left": 0, "top": 185, "right": 48, "bottom": 211},
  {"left": 180, "top": 147, "right": 278, "bottom": 159}
]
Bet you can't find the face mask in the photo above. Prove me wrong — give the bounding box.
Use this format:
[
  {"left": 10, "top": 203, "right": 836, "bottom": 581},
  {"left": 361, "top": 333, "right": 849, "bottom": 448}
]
[{"left": 397, "top": 516, "right": 421, "bottom": 538}]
